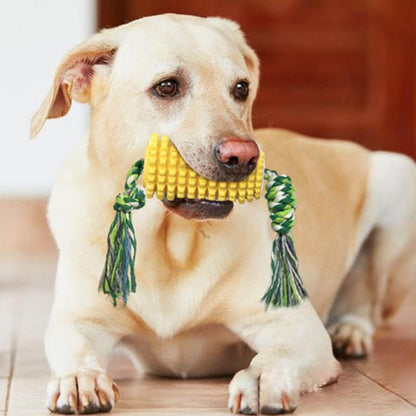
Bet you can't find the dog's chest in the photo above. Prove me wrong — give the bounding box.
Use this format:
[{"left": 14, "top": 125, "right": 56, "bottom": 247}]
[
  {"left": 127, "top": 216, "right": 231, "bottom": 337},
  {"left": 126, "top": 270, "right": 217, "bottom": 338}
]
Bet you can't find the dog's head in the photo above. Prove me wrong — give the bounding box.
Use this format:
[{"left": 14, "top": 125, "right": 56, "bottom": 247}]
[{"left": 31, "top": 14, "right": 260, "bottom": 220}]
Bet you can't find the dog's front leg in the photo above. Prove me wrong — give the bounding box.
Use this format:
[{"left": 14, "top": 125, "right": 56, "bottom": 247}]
[
  {"left": 227, "top": 300, "right": 341, "bottom": 414},
  {"left": 44, "top": 256, "right": 127, "bottom": 414},
  {"left": 45, "top": 312, "right": 121, "bottom": 414}
]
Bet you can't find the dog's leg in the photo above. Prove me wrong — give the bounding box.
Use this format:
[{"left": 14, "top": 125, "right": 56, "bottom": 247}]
[
  {"left": 227, "top": 300, "right": 341, "bottom": 414},
  {"left": 45, "top": 255, "right": 128, "bottom": 414},
  {"left": 45, "top": 315, "right": 120, "bottom": 414},
  {"left": 327, "top": 232, "right": 378, "bottom": 358},
  {"left": 327, "top": 152, "right": 416, "bottom": 358}
]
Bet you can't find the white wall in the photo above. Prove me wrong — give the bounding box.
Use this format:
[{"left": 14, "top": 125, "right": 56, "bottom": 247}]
[{"left": 0, "top": 0, "right": 95, "bottom": 196}]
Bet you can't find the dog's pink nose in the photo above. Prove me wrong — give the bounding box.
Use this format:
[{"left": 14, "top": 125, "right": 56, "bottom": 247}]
[{"left": 215, "top": 137, "right": 260, "bottom": 178}]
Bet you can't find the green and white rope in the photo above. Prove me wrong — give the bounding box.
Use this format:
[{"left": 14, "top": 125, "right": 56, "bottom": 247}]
[
  {"left": 262, "top": 169, "right": 307, "bottom": 308},
  {"left": 99, "top": 161, "right": 308, "bottom": 308},
  {"left": 99, "top": 160, "right": 145, "bottom": 306}
]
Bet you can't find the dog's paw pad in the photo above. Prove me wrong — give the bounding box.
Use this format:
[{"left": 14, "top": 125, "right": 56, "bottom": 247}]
[
  {"left": 328, "top": 321, "right": 373, "bottom": 358},
  {"left": 46, "top": 370, "right": 119, "bottom": 414}
]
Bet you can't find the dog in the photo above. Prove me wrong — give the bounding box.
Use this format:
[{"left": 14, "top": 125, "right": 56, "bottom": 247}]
[{"left": 31, "top": 14, "right": 416, "bottom": 415}]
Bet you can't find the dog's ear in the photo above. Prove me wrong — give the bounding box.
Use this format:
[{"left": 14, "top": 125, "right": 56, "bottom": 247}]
[
  {"left": 207, "top": 17, "right": 260, "bottom": 94},
  {"left": 30, "top": 30, "right": 122, "bottom": 139}
]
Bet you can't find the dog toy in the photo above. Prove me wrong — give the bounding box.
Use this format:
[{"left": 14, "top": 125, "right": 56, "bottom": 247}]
[
  {"left": 99, "top": 134, "right": 307, "bottom": 308},
  {"left": 143, "top": 135, "right": 264, "bottom": 203}
]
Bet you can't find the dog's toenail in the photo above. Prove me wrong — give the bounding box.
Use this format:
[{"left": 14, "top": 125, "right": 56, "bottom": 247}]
[
  {"left": 232, "top": 393, "right": 242, "bottom": 413},
  {"left": 281, "top": 393, "right": 291, "bottom": 411}
]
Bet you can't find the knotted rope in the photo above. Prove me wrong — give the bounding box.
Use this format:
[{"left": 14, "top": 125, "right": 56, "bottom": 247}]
[
  {"left": 99, "top": 160, "right": 145, "bottom": 306},
  {"left": 99, "top": 161, "right": 308, "bottom": 308},
  {"left": 262, "top": 169, "right": 307, "bottom": 308}
]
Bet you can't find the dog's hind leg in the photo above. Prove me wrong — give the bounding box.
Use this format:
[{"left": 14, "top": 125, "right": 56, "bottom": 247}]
[
  {"left": 327, "top": 152, "right": 416, "bottom": 358},
  {"left": 327, "top": 232, "right": 377, "bottom": 358}
]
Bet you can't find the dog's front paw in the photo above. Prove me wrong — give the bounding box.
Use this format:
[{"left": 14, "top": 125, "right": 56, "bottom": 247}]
[
  {"left": 228, "top": 368, "right": 298, "bottom": 415},
  {"left": 228, "top": 359, "right": 340, "bottom": 415},
  {"left": 46, "top": 369, "right": 120, "bottom": 414},
  {"left": 328, "top": 319, "right": 373, "bottom": 358}
]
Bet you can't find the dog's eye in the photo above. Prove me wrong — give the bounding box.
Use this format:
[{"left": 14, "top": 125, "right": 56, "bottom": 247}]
[
  {"left": 154, "top": 79, "right": 179, "bottom": 98},
  {"left": 232, "top": 81, "right": 249, "bottom": 101}
]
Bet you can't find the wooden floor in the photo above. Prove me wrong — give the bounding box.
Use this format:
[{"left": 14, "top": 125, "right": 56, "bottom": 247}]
[
  {"left": 0, "top": 198, "right": 415, "bottom": 416},
  {"left": 1, "top": 256, "right": 415, "bottom": 416}
]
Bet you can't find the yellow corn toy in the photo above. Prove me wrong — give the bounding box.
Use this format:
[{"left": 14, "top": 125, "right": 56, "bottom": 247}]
[{"left": 143, "top": 134, "right": 264, "bottom": 203}]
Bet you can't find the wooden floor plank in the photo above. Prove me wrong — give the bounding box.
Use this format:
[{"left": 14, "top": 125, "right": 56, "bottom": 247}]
[
  {"left": 12, "top": 288, "right": 51, "bottom": 379},
  {"left": 350, "top": 291, "right": 416, "bottom": 406},
  {"left": 0, "top": 288, "right": 16, "bottom": 379},
  {"left": 0, "top": 377, "right": 9, "bottom": 412},
  {"left": 296, "top": 364, "right": 415, "bottom": 415},
  {"left": 7, "top": 375, "right": 49, "bottom": 416},
  {"left": 0, "top": 329, "right": 12, "bottom": 379}
]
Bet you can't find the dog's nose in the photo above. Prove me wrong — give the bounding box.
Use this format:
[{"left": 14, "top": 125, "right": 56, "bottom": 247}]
[{"left": 214, "top": 137, "right": 260, "bottom": 179}]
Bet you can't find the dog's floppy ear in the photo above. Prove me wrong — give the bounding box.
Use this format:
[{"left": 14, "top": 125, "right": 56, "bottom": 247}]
[{"left": 30, "top": 29, "right": 122, "bottom": 139}]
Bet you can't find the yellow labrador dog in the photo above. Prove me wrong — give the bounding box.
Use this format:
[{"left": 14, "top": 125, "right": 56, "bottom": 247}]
[{"left": 31, "top": 14, "right": 416, "bottom": 415}]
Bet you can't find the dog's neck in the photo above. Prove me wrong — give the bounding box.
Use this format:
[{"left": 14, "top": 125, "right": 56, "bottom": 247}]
[
  {"left": 134, "top": 195, "right": 236, "bottom": 277},
  {"left": 160, "top": 212, "right": 204, "bottom": 269}
]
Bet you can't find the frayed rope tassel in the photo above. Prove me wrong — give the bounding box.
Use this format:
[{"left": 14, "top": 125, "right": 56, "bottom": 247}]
[
  {"left": 262, "top": 169, "right": 308, "bottom": 309},
  {"left": 99, "top": 160, "right": 146, "bottom": 306}
]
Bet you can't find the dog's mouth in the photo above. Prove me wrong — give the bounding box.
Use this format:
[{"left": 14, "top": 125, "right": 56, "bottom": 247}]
[{"left": 162, "top": 196, "right": 234, "bottom": 220}]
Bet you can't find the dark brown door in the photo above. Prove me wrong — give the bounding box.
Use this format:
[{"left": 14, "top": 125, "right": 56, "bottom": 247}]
[{"left": 98, "top": 0, "right": 416, "bottom": 159}]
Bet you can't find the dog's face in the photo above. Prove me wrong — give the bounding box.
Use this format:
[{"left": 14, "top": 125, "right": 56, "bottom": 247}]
[{"left": 31, "top": 14, "right": 260, "bottom": 220}]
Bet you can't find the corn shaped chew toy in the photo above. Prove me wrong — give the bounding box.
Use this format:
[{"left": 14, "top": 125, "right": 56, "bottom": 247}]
[
  {"left": 143, "top": 134, "right": 265, "bottom": 203},
  {"left": 99, "top": 134, "right": 307, "bottom": 309}
]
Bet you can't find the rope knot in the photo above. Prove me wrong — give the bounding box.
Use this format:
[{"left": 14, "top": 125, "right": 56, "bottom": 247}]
[
  {"left": 113, "top": 190, "right": 145, "bottom": 212},
  {"left": 112, "top": 160, "right": 146, "bottom": 213},
  {"left": 264, "top": 169, "right": 297, "bottom": 235}
]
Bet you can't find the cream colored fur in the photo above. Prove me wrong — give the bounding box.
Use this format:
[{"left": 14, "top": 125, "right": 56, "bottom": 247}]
[{"left": 31, "top": 14, "right": 416, "bottom": 415}]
